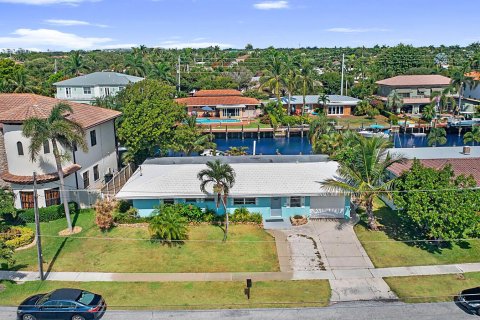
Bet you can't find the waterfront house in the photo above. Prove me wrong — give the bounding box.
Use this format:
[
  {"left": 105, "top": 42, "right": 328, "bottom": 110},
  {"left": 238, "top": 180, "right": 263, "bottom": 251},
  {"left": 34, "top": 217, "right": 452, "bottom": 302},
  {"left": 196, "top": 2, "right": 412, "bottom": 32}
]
[
  {"left": 116, "top": 155, "right": 351, "bottom": 221},
  {"left": 275, "top": 95, "right": 360, "bottom": 116},
  {"left": 375, "top": 75, "right": 452, "bottom": 114},
  {"left": 54, "top": 71, "right": 144, "bottom": 104},
  {"left": 0, "top": 94, "right": 121, "bottom": 209},
  {"left": 175, "top": 89, "right": 261, "bottom": 119}
]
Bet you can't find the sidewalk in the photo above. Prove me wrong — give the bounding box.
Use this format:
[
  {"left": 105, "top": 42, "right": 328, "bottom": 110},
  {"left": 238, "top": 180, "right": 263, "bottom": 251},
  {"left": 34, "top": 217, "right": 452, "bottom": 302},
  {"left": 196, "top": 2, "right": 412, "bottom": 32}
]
[{"left": 2, "top": 262, "right": 480, "bottom": 283}]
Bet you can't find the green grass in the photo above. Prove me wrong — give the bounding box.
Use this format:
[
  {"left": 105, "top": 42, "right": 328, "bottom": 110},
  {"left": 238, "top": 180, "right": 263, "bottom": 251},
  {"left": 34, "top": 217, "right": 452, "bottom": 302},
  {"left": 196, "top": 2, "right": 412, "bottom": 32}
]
[
  {"left": 6, "top": 210, "right": 279, "bottom": 273},
  {"left": 385, "top": 272, "right": 480, "bottom": 303},
  {"left": 354, "top": 199, "right": 480, "bottom": 268},
  {"left": 0, "top": 280, "right": 330, "bottom": 309},
  {"left": 335, "top": 115, "right": 390, "bottom": 129}
]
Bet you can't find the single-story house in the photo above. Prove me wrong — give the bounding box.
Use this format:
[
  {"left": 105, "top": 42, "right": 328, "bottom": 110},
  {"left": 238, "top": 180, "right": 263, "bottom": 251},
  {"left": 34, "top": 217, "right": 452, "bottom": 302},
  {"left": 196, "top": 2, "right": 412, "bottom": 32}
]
[
  {"left": 274, "top": 95, "right": 360, "bottom": 116},
  {"left": 175, "top": 89, "right": 261, "bottom": 119},
  {"left": 116, "top": 155, "right": 351, "bottom": 221}
]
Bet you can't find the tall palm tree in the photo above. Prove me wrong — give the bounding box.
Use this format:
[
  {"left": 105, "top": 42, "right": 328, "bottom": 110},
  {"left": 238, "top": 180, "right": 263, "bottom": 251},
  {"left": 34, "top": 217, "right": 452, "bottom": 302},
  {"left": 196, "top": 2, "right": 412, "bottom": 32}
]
[
  {"left": 260, "top": 50, "right": 287, "bottom": 105},
  {"left": 427, "top": 127, "right": 447, "bottom": 147},
  {"left": 464, "top": 125, "right": 480, "bottom": 146},
  {"left": 284, "top": 68, "right": 299, "bottom": 115},
  {"left": 430, "top": 89, "right": 456, "bottom": 114},
  {"left": 321, "top": 136, "right": 404, "bottom": 230},
  {"left": 22, "top": 103, "right": 88, "bottom": 232},
  {"left": 421, "top": 103, "right": 436, "bottom": 123},
  {"left": 175, "top": 116, "right": 216, "bottom": 155},
  {"left": 125, "top": 52, "right": 146, "bottom": 77},
  {"left": 451, "top": 67, "right": 478, "bottom": 115},
  {"left": 9, "top": 69, "right": 33, "bottom": 93},
  {"left": 386, "top": 90, "right": 403, "bottom": 113},
  {"left": 150, "top": 62, "right": 175, "bottom": 84},
  {"left": 297, "top": 57, "right": 316, "bottom": 115},
  {"left": 318, "top": 91, "right": 330, "bottom": 114},
  {"left": 197, "top": 160, "right": 236, "bottom": 241},
  {"left": 66, "top": 51, "right": 88, "bottom": 76}
]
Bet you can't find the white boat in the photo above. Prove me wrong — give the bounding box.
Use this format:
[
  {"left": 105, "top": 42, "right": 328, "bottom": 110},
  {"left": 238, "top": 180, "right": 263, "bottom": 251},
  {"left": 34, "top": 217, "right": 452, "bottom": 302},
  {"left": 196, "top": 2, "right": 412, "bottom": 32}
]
[
  {"left": 200, "top": 149, "right": 225, "bottom": 156},
  {"left": 358, "top": 130, "right": 374, "bottom": 138},
  {"left": 359, "top": 130, "right": 389, "bottom": 139},
  {"left": 410, "top": 132, "right": 427, "bottom": 137}
]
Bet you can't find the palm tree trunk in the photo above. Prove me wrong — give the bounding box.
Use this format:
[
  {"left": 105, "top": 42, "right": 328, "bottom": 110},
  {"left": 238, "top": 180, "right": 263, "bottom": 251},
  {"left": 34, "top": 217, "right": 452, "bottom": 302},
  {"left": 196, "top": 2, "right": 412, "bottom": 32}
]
[
  {"left": 457, "top": 84, "right": 463, "bottom": 116},
  {"left": 52, "top": 139, "right": 73, "bottom": 232},
  {"left": 288, "top": 92, "right": 292, "bottom": 115},
  {"left": 366, "top": 197, "right": 377, "bottom": 230},
  {"left": 221, "top": 194, "right": 229, "bottom": 241},
  {"left": 302, "top": 82, "right": 306, "bottom": 116}
]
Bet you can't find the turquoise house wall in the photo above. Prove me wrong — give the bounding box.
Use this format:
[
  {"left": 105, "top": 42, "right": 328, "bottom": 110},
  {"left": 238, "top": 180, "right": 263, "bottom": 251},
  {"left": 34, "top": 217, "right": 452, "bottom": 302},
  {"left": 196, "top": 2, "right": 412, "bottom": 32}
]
[
  {"left": 281, "top": 196, "right": 311, "bottom": 217},
  {"left": 226, "top": 197, "right": 271, "bottom": 218},
  {"left": 132, "top": 199, "right": 160, "bottom": 217}
]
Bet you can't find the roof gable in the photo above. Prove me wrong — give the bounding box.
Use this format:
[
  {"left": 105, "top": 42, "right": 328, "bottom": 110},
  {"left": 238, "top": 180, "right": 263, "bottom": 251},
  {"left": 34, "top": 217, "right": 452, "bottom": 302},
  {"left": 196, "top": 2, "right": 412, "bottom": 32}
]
[
  {"left": 53, "top": 72, "right": 144, "bottom": 87},
  {"left": 376, "top": 75, "right": 451, "bottom": 87}
]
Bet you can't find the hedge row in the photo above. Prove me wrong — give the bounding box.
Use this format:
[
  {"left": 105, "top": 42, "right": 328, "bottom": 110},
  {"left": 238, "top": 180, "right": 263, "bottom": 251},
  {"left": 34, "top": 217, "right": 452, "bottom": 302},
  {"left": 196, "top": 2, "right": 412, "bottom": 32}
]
[{"left": 18, "top": 202, "right": 80, "bottom": 223}]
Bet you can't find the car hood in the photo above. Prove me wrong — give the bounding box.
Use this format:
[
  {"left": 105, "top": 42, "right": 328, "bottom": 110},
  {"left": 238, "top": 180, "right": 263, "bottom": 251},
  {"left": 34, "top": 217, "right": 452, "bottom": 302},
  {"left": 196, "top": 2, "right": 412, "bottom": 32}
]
[{"left": 18, "top": 294, "right": 44, "bottom": 310}]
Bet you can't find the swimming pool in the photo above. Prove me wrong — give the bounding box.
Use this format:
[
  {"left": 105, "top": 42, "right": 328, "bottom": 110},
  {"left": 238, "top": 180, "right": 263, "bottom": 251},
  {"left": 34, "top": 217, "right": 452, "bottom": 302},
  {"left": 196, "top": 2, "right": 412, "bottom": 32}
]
[{"left": 196, "top": 118, "right": 241, "bottom": 124}]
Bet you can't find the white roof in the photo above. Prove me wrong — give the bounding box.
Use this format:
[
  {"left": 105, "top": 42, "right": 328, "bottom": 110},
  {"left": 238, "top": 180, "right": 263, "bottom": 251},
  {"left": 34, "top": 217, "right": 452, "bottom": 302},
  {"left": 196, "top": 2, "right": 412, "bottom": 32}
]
[
  {"left": 116, "top": 160, "right": 339, "bottom": 199},
  {"left": 388, "top": 146, "right": 480, "bottom": 159}
]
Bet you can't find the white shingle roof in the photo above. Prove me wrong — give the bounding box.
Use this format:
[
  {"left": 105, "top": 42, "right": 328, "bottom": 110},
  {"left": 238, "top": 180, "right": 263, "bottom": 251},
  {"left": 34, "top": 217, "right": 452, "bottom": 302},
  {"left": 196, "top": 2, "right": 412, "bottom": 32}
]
[
  {"left": 116, "top": 160, "right": 339, "bottom": 199},
  {"left": 53, "top": 72, "right": 144, "bottom": 87}
]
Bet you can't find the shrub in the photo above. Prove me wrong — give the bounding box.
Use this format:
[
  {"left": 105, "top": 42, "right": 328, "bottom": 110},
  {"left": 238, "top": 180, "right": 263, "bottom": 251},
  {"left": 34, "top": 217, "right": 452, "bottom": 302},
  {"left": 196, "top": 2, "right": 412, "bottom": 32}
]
[
  {"left": 114, "top": 207, "right": 149, "bottom": 224},
  {"left": 259, "top": 114, "right": 271, "bottom": 125},
  {"left": 0, "top": 226, "right": 34, "bottom": 249},
  {"left": 149, "top": 205, "right": 189, "bottom": 242},
  {"left": 293, "top": 214, "right": 303, "bottom": 220},
  {"left": 230, "top": 207, "right": 263, "bottom": 224},
  {"left": 94, "top": 199, "right": 116, "bottom": 231},
  {"left": 0, "top": 240, "right": 14, "bottom": 267},
  {"left": 117, "top": 200, "right": 132, "bottom": 213},
  {"left": 389, "top": 114, "right": 399, "bottom": 125},
  {"left": 177, "top": 204, "right": 205, "bottom": 222},
  {"left": 18, "top": 202, "right": 79, "bottom": 223}
]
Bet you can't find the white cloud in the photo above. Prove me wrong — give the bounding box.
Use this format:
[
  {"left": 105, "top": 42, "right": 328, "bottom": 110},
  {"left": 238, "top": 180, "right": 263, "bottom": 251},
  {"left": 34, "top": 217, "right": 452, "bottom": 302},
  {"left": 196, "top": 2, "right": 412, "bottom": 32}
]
[
  {"left": 45, "top": 19, "right": 107, "bottom": 27},
  {"left": 0, "top": 28, "right": 132, "bottom": 50},
  {"left": 156, "top": 40, "right": 233, "bottom": 49},
  {"left": 326, "top": 27, "right": 390, "bottom": 33},
  {"left": 0, "top": 0, "right": 98, "bottom": 5},
  {"left": 253, "top": 1, "right": 288, "bottom": 10}
]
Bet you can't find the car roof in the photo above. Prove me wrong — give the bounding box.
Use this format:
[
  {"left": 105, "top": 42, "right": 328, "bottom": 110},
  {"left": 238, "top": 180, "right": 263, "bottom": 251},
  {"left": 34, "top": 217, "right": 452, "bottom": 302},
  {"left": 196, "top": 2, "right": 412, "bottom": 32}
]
[{"left": 49, "top": 289, "right": 83, "bottom": 301}]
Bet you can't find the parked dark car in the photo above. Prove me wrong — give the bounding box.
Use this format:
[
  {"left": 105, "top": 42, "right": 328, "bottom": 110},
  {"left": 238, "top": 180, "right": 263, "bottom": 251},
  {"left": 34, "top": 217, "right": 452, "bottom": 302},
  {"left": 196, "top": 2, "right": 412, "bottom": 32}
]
[
  {"left": 456, "top": 287, "right": 480, "bottom": 315},
  {"left": 17, "top": 288, "right": 106, "bottom": 320}
]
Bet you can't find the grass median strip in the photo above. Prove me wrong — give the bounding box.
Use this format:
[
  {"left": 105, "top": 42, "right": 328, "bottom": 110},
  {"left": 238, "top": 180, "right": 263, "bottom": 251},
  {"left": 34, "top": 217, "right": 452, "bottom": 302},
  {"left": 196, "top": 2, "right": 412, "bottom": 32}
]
[
  {"left": 0, "top": 280, "right": 330, "bottom": 309},
  {"left": 384, "top": 272, "right": 480, "bottom": 303}
]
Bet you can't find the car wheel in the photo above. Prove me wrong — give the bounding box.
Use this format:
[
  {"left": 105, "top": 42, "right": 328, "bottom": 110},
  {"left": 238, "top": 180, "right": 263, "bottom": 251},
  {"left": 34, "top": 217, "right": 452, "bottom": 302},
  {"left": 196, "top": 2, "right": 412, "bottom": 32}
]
[
  {"left": 476, "top": 309, "right": 480, "bottom": 316},
  {"left": 72, "top": 315, "right": 85, "bottom": 320},
  {"left": 22, "top": 314, "right": 36, "bottom": 320}
]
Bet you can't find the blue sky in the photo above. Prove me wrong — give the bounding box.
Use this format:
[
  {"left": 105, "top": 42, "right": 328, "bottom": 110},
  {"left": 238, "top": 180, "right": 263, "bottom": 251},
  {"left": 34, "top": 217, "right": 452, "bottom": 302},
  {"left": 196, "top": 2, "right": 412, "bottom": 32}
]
[{"left": 0, "top": 0, "right": 479, "bottom": 51}]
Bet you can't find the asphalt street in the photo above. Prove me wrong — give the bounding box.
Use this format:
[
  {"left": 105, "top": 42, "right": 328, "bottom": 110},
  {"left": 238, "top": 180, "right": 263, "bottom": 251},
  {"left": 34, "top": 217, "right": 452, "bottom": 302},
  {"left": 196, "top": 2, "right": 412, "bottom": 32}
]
[{"left": 1, "top": 301, "right": 477, "bottom": 320}]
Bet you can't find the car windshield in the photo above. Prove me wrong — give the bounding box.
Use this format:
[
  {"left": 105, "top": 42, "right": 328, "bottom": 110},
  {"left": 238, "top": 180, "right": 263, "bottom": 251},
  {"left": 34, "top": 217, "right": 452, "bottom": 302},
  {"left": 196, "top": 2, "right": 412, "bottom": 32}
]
[
  {"left": 76, "top": 291, "right": 95, "bottom": 305},
  {"left": 36, "top": 293, "right": 52, "bottom": 306}
]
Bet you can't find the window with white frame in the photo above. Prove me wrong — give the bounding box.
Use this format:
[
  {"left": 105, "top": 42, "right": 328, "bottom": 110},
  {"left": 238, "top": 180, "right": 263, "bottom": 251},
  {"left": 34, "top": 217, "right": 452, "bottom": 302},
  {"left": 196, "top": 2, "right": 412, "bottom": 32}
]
[
  {"left": 163, "top": 199, "right": 175, "bottom": 205},
  {"left": 83, "top": 87, "right": 92, "bottom": 95},
  {"left": 233, "top": 198, "right": 256, "bottom": 205},
  {"left": 65, "top": 87, "right": 72, "bottom": 98},
  {"left": 289, "top": 196, "right": 302, "bottom": 208},
  {"left": 204, "top": 197, "right": 215, "bottom": 202},
  {"left": 328, "top": 106, "right": 344, "bottom": 115},
  {"left": 185, "top": 198, "right": 197, "bottom": 204}
]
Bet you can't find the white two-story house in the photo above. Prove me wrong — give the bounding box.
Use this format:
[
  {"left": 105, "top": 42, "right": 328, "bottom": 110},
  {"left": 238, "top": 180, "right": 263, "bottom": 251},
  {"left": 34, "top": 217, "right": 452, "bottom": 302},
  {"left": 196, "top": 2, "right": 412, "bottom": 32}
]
[
  {"left": 54, "top": 72, "right": 144, "bottom": 104},
  {"left": 0, "top": 94, "right": 121, "bottom": 209}
]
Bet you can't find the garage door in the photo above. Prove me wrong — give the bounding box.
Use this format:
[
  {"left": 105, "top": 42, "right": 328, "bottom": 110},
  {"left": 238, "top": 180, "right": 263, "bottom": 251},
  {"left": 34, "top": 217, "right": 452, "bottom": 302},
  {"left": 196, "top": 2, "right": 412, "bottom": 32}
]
[{"left": 310, "top": 196, "right": 345, "bottom": 218}]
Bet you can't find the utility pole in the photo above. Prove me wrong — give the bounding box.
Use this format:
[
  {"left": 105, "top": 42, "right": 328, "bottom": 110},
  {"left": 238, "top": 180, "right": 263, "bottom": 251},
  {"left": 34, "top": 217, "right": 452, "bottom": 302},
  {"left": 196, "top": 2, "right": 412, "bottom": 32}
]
[
  {"left": 54, "top": 58, "right": 58, "bottom": 74},
  {"left": 177, "top": 56, "right": 181, "bottom": 92},
  {"left": 340, "top": 53, "right": 345, "bottom": 96},
  {"left": 33, "top": 172, "right": 44, "bottom": 281}
]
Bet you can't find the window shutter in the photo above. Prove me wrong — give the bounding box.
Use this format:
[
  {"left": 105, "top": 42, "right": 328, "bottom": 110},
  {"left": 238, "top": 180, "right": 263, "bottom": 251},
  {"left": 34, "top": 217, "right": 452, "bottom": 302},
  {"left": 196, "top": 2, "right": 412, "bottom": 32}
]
[
  {"left": 301, "top": 197, "right": 305, "bottom": 207},
  {"left": 285, "top": 197, "right": 290, "bottom": 207}
]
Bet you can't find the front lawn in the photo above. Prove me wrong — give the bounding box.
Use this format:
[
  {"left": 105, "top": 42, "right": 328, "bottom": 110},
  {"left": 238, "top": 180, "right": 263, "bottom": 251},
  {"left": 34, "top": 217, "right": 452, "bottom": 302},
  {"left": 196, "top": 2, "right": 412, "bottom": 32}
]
[
  {"left": 0, "top": 280, "right": 330, "bottom": 309},
  {"left": 385, "top": 272, "right": 480, "bottom": 303},
  {"left": 6, "top": 210, "right": 279, "bottom": 273},
  {"left": 355, "top": 199, "right": 480, "bottom": 268},
  {"left": 335, "top": 115, "right": 390, "bottom": 129}
]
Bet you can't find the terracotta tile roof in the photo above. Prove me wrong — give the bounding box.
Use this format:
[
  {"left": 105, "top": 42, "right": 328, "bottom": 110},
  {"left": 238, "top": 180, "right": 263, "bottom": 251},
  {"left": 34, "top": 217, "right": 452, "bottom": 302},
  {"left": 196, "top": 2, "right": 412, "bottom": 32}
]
[
  {"left": 376, "top": 75, "right": 452, "bottom": 87},
  {"left": 1, "top": 164, "right": 81, "bottom": 185},
  {"left": 466, "top": 71, "right": 480, "bottom": 81},
  {"left": 176, "top": 96, "right": 261, "bottom": 106},
  {"left": 388, "top": 158, "right": 480, "bottom": 186},
  {"left": 402, "top": 97, "right": 432, "bottom": 104},
  {"left": 193, "top": 89, "right": 242, "bottom": 97},
  {"left": 0, "top": 94, "right": 121, "bottom": 129}
]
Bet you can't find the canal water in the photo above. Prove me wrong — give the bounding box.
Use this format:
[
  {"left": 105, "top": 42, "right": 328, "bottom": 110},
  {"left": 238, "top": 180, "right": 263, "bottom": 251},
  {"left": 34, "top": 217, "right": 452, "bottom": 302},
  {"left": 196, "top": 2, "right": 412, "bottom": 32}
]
[{"left": 213, "top": 133, "right": 470, "bottom": 155}]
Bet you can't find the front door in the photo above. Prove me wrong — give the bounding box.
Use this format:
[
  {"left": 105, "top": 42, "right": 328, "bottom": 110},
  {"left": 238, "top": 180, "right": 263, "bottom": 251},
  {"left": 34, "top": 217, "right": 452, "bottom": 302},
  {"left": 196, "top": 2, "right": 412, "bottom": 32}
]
[{"left": 271, "top": 197, "right": 282, "bottom": 217}]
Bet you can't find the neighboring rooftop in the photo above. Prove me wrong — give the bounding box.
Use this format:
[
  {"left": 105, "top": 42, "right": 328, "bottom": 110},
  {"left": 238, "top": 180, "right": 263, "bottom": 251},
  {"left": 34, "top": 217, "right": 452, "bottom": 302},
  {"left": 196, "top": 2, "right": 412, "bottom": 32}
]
[
  {"left": 276, "top": 95, "right": 360, "bottom": 106},
  {"left": 466, "top": 71, "right": 480, "bottom": 81},
  {"left": 0, "top": 94, "right": 121, "bottom": 129},
  {"left": 376, "top": 75, "right": 452, "bottom": 87},
  {"left": 193, "top": 89, "right": 242, "bottom": 97},
  {"left": 388, "top": 158, "right": 480, "bottom": 186},
  {"left": 117, "top": 155, "right": 338, "bottom": 199},
  {"left": 176, "top": 89, "right": 260, "bottom": 106},
  {"left": 388, "top": 146, "right": 480, "bottom": 159},
  {"left": 53, "top": 71, "right": 144, "bottom": 87}
]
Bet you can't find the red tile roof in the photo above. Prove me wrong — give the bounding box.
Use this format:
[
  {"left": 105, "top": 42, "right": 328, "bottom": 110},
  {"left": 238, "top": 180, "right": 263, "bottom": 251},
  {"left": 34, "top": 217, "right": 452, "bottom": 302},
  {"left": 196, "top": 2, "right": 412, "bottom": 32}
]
[
  {"left": 466, "top": 71, "right": 480, "bottom": 81},
  {"left": 388, "top": 158, "right": 480, "bottom": 186},
  {"left": 193, "top": 89, "right": 243, "bottom": 97},
  {"left": 1, "top": 164, "right": 81, "bottom": 184},
  {"left": 0, "top": 94, "right": 121, "bottom": 129},
  {"left": 176, "top": 96, "right": 260, "bottom": 106},
  {"left": 376, "top": 75, "right": 451, "bottom": 87}
]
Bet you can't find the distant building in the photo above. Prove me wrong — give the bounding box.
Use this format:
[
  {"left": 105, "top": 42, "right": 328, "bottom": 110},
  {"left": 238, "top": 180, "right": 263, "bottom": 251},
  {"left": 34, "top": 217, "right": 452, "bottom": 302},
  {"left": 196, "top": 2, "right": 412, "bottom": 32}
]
[
  {"left": 275, "top": 95, "right": 360, "bottom": 116},
  {"left": 175, "top": 89, "right": 261, "bottom": 119},
  {"left": 54, "top": 72, "right": 144, "bottom": 104},
  {"left": 464, "top": 71, "right": 480, "bottom": 100},
  {"left": 0, "top": 94, "right": 121, "bottom": 209},
  {"left": 375, "top": 75, "right": 452, "bottom": 114}
]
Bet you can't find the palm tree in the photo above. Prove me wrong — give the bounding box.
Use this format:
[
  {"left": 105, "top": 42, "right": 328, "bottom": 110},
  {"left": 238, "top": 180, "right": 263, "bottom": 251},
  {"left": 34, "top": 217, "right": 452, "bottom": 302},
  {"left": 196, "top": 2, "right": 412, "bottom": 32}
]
[
  {"left": 260, "top": 50, "right": 287, "bottom": 104},
  {"left": 150, "top": 62, "right": 175, "bottom": 84},
  {"left": 312, "top": 131, "right": 342, "bottom": 155},
  {"left": 197, "top": 160, "right": 236, "bottom": 241},
  {"left": 430, "top": 89, "right": 456, "bottom": 114},
  {"left": 125, "top": 52, "right": 146, "bottom": 77},
  {"left": 318, "top": 91, "right": 330, "bottom": 114},
  {"left": 427, "top": 127, "right": 447, "bottom": 147},
  {"left": 321, "top": 136, "right": 404, "bottom": 230},
  {"left": 22, "top": 103, "right": 88, "bottom": 232},
  {"left": 386, "top": 90, "right": 403, "bottom": 113},
  {"left": 421, "top": 103, "right": 436, "bottom": 123},
  {"left": 464, "top": 125, "right": 480, "bottom": 146},
  {"left": 9, "top": 69, "right": 33, "bottom": 93},
  {"left": 66, "top": 51, "right": 88, "bottom": 76},
  {"left": 297, "top": 57, "right": 316, "bottom": 115},
  {"left": 451, "top": 67, "right": 478, "bottom": 115},
  {"left": 149, "top": 205, "right": 188, "bottom": 243},
  {"left": 284, "top": 69, "right": 299, "bottom": 115},
  {"left": 174, "top": 116, "right": 215, "bottom": 155}
]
